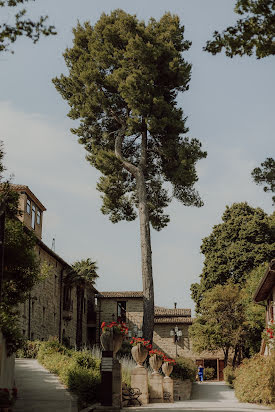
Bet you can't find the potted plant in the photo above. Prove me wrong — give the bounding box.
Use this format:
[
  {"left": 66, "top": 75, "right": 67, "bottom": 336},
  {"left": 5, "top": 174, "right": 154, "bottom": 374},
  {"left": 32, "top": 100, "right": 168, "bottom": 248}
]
[
  {"left": 100, "top": 321, "right": 128, "bottom": 355},
  {"left": 130, "top": 337, "right": 152, "bottom": 367},
  {"left": 149, "top": 349, "right": 165, "bottom": 374},
  {"left": 162, "top": 357, "right": 176, "bottom": 377}
]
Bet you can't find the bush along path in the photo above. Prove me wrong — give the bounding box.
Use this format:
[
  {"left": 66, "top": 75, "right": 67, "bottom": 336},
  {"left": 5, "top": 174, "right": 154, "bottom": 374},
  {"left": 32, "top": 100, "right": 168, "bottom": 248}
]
[{"left": 14, "top": 358, "right": 77, "bottom": 412}]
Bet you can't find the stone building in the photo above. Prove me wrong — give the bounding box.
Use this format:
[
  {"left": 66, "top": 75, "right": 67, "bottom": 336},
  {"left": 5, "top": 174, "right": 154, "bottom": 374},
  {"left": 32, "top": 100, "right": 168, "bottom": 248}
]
[
  {"left": 254, "top": 259, "right": 275, "bottom": 356},
  {"left": 10, "top": 184, "right": 97, "bottom": 347},
  {"left": 96, "top": 291, "right": 225, "bottom": 380}
]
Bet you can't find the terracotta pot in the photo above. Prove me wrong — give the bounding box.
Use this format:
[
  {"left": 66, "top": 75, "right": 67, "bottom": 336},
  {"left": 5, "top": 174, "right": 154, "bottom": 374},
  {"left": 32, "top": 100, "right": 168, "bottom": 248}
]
[
  {"left": 113, "top": 332, "right": 124, "bottom": 356},
  {"left": 131, "top": 343, "right": 148, "bottom": 367},
  {"left": 162, "top": 361, "right": 173, "bottom": 377},
  {"left": 149, "top": 354, "right": 163, "bottom": 374}
]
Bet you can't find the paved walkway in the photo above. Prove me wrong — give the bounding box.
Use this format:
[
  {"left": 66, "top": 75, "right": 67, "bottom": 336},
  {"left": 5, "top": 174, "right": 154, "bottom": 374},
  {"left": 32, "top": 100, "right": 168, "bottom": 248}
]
[
  {"left": 14, "top": 358, "right": 77, "bottom": 412},
  {"left": 124, "top": 382, "right": 273, "bottom": 412}
]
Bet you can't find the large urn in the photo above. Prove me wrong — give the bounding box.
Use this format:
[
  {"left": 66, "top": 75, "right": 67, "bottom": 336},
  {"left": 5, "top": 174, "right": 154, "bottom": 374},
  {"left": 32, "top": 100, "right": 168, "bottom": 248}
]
[
  {"left": 131, "top": 343, "right": 148, "bottom": 367},
  {"left": 162, "top": 362, "right": 174, "bottom": 378},
  {"left": 100, "top": 329, "right": 123, "bottom": 355},
  {"left": 149, "top": 354, "right": 163, "bottom": 374}
]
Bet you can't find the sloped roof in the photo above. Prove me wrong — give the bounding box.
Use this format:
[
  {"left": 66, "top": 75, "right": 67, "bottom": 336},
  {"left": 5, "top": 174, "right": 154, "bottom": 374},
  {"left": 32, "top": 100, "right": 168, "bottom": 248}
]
[
  {"left": 97, "top": 291, "right": 143, "bottom": 298},
  {"left": 155, "top": 306, "right": 191, "bottom": 317},
  {"left": 8, "top": 184, "right": 46, "bottom": 211},
  {"left": 154, "top": 317, "right": 194, "bottom": 324},
  {"left": 254, "top": 259, "right": 275, "bottom": 302}
]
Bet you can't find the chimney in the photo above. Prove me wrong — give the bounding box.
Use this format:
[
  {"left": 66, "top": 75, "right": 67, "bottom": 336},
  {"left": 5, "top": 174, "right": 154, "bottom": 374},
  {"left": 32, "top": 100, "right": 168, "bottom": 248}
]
[{"left": 174, "top": 302, "right": 177, "bottom": 309}]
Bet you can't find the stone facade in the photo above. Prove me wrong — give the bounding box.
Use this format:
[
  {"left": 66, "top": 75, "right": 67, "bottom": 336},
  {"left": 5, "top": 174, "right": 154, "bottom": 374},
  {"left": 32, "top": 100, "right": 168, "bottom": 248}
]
[
  {"left": 97, "top": 292, "right": 226, "bottom": 380},
  {"left": 11, "top": 185, "right": 97, "bottom": 347}
]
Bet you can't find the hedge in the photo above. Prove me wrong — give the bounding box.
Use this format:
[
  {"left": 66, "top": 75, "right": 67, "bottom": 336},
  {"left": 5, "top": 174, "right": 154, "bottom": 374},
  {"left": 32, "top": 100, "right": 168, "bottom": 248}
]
[
  {"left": 223, "top": 365, "right": 236, "bottom": 387},
  {"left": 234, "top": 352, "right": 275, "bottom": 405},
  {"left": 171, "top": 357, "right": 197, "bottom": 382}
]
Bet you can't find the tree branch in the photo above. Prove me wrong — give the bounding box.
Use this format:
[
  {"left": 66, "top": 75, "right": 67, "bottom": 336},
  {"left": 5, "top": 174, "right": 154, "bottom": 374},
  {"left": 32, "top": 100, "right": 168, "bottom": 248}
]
[{"left": 115, "top": 129, "right": 138, "bottom": 176}]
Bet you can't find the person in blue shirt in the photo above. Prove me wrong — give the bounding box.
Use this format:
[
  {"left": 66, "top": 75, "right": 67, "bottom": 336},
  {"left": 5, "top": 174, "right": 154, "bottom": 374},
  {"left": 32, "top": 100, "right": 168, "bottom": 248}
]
[{"left": 198, "top": 364, "right": 204, "bottom": 382}]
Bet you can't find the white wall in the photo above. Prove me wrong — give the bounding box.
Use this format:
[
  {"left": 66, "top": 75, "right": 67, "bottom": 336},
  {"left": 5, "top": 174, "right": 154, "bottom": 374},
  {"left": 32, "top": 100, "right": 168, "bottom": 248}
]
[{"left": 0, "top": 331, "right": 15, "bottom": 388}]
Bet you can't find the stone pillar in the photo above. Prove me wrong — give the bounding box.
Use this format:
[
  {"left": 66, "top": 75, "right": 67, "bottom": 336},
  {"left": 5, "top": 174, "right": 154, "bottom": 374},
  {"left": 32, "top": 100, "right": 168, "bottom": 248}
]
[
  {"left": 149, "top": 373, "right": 163, "bottom": 403},
  {"left": 131, "top": 366, "right": 149, "bottom": 404},
  {"left": 112, "top": 358, "right": 122, "bottom": 408},
  {"left": 163, "top": 376, "right": 174, "bottom": 402}
]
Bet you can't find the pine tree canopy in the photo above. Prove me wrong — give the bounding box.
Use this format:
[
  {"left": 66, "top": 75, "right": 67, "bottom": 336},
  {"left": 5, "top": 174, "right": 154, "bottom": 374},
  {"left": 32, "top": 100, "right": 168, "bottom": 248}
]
[
  {"left": 252, "top": 157, "right": 275, "bottom": 205},
  {"left": 53, "top": 10, "right": 207, "bottom": 231},
  {"left": 204, "top": 0, "right": 275, "bottom": 59},
  {"left": 191, "top": 202, "right": 275, "bottom": 311}
]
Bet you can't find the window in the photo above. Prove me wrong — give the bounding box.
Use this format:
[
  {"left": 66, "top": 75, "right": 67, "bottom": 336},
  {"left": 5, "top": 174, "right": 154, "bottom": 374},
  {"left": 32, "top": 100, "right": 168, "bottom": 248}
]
[
  {"left": 26, "top": 198, "right": 31, "bottom": 214},
  {"left": 31, "top": 205, "right": 36, "bottom": 229},
  {"left": 37, "top": 209, "right": 41, "bottom": 225},
  {"left": 117, "top": 301, "right": 126, "bottom": 322}
]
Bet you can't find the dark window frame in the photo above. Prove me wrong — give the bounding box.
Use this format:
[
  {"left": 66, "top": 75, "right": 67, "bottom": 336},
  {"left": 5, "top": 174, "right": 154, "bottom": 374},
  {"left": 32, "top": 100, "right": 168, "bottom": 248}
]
[
  {"left": 31, "top": 205, "right": 36, "bottom": 229},
  {"left": 26, "top": 198, "right": 31, "bottom": 214},
  {"left": 117, "top": 301, "right": 126, "bottom": 322}
]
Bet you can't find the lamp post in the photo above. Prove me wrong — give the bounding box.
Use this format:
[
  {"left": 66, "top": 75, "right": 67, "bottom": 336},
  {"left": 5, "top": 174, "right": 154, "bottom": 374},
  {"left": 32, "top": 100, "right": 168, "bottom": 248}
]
[{"left": 170, "top": 326, "right": 182, "bottom": 357}]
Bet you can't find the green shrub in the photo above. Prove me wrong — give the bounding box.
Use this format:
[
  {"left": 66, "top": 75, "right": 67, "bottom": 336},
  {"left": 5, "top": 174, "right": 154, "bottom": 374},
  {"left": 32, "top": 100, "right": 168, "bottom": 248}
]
[
  {"left": 72, "top": 349, "right": 101, "bottom": 370},
  {"left": 204, "top": 367, "right": 215, "bottom": 380},
  {"left": 36, "top": 340, "right": 101, "bottom": 408},
  {"left": 234, "top": 352, "right": 275, "bottom": 405},
  {"left": 16, "top": 340, "right": 42, "bottom": 358},
  {"left": 66, "top": 365, "right": 100, "bottom": 405},
  {"left": 117, "top": 340, "right": 132, "bottom": 357},
  {"left": 171, "top": 357, "right": 197, "bottom": 382},
  {"left": 223, "top": 365, "right": 236, "bottom": 387}
]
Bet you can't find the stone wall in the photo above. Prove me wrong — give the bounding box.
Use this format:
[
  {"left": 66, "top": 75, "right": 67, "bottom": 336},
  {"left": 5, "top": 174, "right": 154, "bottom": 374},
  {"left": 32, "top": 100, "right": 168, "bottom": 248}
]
[
  {"left": 154, "top": 324, "right": 193, "bottom": 359},
  {"left": 96, "top": 298, "right": 143, "bottom": 342},
  {"left": 0, "top": 331, "right": 15, "bottom": 389},
  {"left": 18, "top": 243, "right": 91, "bottom": 347},
  {"left": 173, "top": 379, "right": 192, "bottom": 401}
]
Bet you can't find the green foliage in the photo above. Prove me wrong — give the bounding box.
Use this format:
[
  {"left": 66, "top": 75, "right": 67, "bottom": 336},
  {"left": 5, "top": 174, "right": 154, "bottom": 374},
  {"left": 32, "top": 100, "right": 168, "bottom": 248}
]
[
  {"left": 252, "top": 157, "right": 275, "bottom": 205},
  {"left": 0, "top": 309, "right": 24, "bottom": 356},
  {"left": 53, "top": 10, "right": 206, "bottom": 231},
  {"left": 204, "top": 367, "right": 215, "bottom": 380},
  {"left": 117, "top": 340, "right": 132, "bottom": 357},
  {"left": 171, "top": 357, "right": 197, "bottom": 382},
  {"left": 16, "top": 340, "right": 42, "bottom": 358},
  {"left": 37, "top": 341, "right": 101, "bottom": 408},
  {"left": 204, "top": 0, "right": 275, "bottom": 59},
  {"left": 65, "top": 258, "right": 98, "bottom": 288},
  {"left": 0, "top": 0, "right": 56, "bottom": 53},
  {"left": 190, "top": 283, "right": 245, "bottom": 361},
  {"left": 223, "top": 365, "right": 236, "bottom": 387},
  {"left": 0, "top": 176, "right": 40, "bottom": 355},
  {"left": 234, "top": 352, "right": 275, "bottom": 405},
  {"left": 191, "top": 202, "right": 275, "bottom": 311}
]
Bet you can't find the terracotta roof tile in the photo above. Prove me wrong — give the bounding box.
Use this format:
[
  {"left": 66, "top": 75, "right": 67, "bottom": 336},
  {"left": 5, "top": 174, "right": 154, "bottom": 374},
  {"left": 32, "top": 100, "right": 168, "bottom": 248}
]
[
  {"left": 97, "top": 291, "right": 143, "bottom": 298},
  {"left": 155, "top": 307, "right": 191, "bottom": 317},
  {"left": 154, "top": 317, "right": 194, "bottom": 324}
]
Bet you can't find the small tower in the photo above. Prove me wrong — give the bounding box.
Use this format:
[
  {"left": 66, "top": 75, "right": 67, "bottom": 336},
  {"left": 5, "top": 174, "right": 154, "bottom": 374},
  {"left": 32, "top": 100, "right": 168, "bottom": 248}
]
[{"left": 10, "top": 184, "right": 46, "bottom": 239}]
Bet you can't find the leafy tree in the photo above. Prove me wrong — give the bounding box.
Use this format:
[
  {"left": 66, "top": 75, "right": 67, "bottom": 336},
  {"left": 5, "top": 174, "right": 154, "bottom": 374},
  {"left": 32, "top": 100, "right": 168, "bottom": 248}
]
[
  {"left": 191, "top": 202, "right": 275, "bottom": 311},
  {"left": 0, "top": 144, "right": 40, "bottom": 353},
  {"left": 65, "top": 258, "right": 98, "bottom": 349},
  {"left": 204, "top": 0, "right": 275, "bottom": 59},
  {"left": 190, "top": 276, "right": 266, "bottom": 366},
  {"left": 251, "top": 157, "right": 275, "bottom": 205},
  {"left": 189, "top": 283, "right": 245, "bottom": 366},
  {"left": 0, "top": 0, "right": 56, "bottom": 53},
  {"left": 53, "top": 10, "right": 206, "bottom": 341}
]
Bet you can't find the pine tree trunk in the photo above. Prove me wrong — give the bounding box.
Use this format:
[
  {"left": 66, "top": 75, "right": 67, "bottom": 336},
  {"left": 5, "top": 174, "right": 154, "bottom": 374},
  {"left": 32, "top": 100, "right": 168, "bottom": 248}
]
[{"left": 137, "top": 170, "right": 154, "bottom": 342}]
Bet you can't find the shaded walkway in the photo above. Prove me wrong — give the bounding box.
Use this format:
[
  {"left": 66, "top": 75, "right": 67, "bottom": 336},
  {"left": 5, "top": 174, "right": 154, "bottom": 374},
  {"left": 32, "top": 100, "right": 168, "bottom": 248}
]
[
  {"left": 124, "top": 382, "right": 272, "bottom": 412},
  {"left": 14, "top": 358, "right": 77, "bottom": 412}
]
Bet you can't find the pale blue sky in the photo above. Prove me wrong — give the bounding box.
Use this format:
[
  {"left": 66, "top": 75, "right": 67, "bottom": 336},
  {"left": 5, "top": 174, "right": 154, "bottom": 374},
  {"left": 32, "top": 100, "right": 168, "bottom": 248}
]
[{"left": 1, "top": 0, "right": 274, "bottom": 313}]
